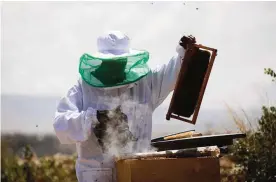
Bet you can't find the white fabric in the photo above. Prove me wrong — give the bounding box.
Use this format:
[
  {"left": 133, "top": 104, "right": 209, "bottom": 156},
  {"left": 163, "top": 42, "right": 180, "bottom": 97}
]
[
  {"left": 93, "top": 30, "right": 146, "bottom": 58},
  {"left": 81, "top": 168, "right": 113, "bottom": 182},
  {"left": 53, "top": 45, "right": 186, "bottom": 182}
]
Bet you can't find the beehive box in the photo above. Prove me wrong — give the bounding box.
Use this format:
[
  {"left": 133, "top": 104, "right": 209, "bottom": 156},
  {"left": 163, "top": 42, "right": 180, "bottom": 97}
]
[{"left": 116, "top": 157, "right": 220, "bottom": 182}]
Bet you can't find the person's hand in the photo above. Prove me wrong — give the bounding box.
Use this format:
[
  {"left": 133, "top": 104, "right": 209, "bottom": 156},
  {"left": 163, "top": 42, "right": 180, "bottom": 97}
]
[{"left": 179, "top": 35, "right": 196, "bottom": 49}]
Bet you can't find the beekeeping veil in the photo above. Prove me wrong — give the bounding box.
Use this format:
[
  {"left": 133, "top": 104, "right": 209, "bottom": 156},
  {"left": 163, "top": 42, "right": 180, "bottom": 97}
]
[{"left": 79, "top": 31, "right": 150, "bottom": 88}]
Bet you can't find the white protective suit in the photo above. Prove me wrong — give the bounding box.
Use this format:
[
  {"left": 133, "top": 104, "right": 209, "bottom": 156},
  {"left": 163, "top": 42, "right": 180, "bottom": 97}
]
[{"left": 53, "top": 44, "right": 186, "bottom": 182}]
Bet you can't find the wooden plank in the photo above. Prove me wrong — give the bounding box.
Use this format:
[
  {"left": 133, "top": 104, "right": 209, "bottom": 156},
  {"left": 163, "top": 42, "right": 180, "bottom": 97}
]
[{"left": 151, "top": 130, "right": 195, "bottom": 142}]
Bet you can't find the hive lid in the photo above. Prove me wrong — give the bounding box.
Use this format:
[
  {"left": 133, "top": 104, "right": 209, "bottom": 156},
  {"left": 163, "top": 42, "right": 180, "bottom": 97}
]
[{"left": 151, "top": 133, "right": 246, "bottom": 151}]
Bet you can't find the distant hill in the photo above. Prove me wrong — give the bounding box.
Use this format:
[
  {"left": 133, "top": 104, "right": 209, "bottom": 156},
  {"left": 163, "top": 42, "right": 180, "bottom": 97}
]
[
  {"left": 1, "top": 133, "right": 76, "bottom": 157},
  {"left": 1, "top": 94, "right": 262, "bottom": 137}
]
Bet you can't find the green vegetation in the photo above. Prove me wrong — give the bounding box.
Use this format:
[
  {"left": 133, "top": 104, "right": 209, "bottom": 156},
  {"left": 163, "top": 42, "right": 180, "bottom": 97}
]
[
  {"left": 264, "top": 68, "right": 276, "bottom": 82},
  {"left": 221, "top": 68, "right": 276, "bottom": 181},
  {"left": 230, "top": 106, "right": 276, "bottom": 181},
  {"left": 1, "top": 142, "right": 77, "bottom": 182}
]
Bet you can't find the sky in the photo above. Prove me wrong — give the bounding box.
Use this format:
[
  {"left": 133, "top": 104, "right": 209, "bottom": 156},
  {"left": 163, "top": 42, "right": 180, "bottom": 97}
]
[{"left": 1, "top": 1, "right": 276, "bottom": 134}]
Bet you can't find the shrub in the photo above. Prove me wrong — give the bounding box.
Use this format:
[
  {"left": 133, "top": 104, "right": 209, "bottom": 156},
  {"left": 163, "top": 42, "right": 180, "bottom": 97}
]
[
  {"left": 230, "top": 68, "right": 276, "bottom": 181},
  {"left": 231, "top": 106, "right": 276, "bottom": 181},
  {"left": 1, "top": 143, "right": 77, "bottom": 182}
]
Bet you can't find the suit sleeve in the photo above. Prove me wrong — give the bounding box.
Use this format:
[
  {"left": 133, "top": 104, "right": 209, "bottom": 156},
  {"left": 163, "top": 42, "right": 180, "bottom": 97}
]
[
  {"left": 149, "top": 45, "right": 186, "bottom": 110},
  {"left": 53, "top": 80, "right": 98, "bottom": 144}
]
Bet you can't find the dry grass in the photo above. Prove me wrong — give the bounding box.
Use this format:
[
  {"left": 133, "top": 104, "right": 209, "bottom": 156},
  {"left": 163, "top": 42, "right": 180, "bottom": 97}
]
[
  {"left": 219, "top": 104, "right": 253, "bottom": 181},
  {"left": 225, "top": 104, "right": 248, "bottom": 133}
]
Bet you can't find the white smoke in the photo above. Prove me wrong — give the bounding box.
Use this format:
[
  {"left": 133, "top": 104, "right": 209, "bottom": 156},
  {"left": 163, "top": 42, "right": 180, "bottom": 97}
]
[{"left": 95, "top": 94, "right": 157, "bottom": 158}]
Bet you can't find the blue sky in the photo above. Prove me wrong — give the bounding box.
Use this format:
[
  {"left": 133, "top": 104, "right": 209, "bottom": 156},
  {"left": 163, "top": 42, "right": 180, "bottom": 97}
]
[{"left": 1, "top": 1, "right": 276, "bottom": 134}]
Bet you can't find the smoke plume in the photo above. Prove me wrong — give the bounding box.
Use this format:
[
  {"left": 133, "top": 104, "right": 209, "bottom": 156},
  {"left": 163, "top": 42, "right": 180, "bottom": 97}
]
[{"left": 93, "top": 95, "right": 157, "bottom": 158}]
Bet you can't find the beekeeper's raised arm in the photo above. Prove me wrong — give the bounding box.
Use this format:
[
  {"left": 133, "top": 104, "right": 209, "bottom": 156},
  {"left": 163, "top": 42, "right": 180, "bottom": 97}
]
[
  {"left": 53, "top": 80, "right": 97, "bottom": 144},
  {"left": 149, "top": 35, "right": 196, "bottom": 110}
]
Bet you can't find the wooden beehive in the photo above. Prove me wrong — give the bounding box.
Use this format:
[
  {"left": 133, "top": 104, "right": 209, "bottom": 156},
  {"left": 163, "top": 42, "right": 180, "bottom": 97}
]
[{"left": 116, "top": 157, "right": 220, "bottom": 182}]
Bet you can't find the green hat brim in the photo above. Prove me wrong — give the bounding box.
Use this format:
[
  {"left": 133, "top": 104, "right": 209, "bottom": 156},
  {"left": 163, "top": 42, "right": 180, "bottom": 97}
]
[{"left": 79, "top": 50, "right": 150, "bottom": 88}]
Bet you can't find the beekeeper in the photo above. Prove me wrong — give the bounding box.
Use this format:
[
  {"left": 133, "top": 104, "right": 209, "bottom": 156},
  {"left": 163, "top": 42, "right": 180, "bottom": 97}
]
[{"left": 53, "top": 31, "right": 195, "bottom": 182}]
